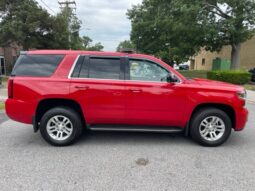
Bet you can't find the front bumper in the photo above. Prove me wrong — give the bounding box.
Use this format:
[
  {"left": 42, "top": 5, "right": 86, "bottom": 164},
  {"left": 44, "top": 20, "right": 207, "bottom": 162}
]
[{"left": 235, "top": 107, "right": 248, "bottom": 131}]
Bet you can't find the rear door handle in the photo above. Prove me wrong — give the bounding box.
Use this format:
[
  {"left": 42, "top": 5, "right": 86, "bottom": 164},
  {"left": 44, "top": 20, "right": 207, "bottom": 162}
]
[
  {"left": 129, "top": 88, "right": 142, "bottom": 93},
  {"left": 74, "top": 86, "right": 89, "bottom": 90}
]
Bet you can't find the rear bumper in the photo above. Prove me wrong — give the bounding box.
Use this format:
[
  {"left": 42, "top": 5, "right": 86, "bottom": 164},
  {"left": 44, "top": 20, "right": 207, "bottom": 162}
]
[
  {"left": 5, "top": 99, "right": 35, "bottom": 124},
  {"left": 235, "top": 107, "right": 248, "bottom": 131}
]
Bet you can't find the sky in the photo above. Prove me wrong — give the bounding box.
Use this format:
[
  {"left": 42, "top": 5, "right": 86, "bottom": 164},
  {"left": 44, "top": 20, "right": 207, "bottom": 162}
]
[{"left": 36, "top": 0, "right": 142, "bottom": 51}]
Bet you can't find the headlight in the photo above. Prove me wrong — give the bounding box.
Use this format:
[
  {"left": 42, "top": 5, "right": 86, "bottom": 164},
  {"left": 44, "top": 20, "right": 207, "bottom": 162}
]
[{"left": 237, "top": 90, "right": 247, "bottom": 100}]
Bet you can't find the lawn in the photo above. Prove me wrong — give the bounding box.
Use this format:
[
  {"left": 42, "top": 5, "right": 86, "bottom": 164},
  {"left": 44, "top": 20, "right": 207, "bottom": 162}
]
[
  {"left": 0, "top": 102, "right": 5, "bottom": 110},
  {"left": 244, "top": 84, "right": 255, "bottom": 91},
  {"left": 1, "top": 76, "right": 8, "bottom": 88}
]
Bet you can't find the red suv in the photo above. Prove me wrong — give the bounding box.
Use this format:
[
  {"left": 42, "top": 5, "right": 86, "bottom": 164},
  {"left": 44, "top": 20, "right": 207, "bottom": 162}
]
[{"left": 5, "top": 50, "right": 248, "bottom": 146}]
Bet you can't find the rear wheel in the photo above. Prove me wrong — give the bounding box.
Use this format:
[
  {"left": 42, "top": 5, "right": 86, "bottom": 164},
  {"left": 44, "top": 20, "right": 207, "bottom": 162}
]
[
  {"left": 40, "top": 107, "right": 83, "bottom": 146},
  {"left": 190, "top": 108, "right": 232, "bottom": 147}
]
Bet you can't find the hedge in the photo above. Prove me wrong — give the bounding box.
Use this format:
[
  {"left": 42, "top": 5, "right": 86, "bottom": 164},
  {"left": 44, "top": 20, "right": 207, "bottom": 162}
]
[{"left": 207, "top": 71, "right": 251, "bottom": 85}]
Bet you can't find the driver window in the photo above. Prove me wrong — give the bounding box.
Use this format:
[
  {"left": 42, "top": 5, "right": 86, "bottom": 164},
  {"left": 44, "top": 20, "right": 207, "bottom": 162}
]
[{"left": 129, "top": 60, "right": 169, "bottom": 82}]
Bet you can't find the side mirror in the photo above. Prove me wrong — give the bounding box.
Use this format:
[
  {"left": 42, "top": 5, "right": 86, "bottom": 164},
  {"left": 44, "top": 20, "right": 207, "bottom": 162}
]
[{"left": 167, "top": 73, "right": 179, "bottom": 83}]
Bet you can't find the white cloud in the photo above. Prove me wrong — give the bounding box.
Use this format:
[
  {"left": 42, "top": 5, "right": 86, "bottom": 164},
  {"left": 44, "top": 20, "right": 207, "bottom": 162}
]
[{"left": 36, "top": 0, "right": 142, "bottom": 51}]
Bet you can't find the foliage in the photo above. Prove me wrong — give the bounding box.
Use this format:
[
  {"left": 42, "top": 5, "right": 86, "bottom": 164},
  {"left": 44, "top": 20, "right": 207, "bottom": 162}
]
[
  {"left": 127, "top": 0, "right": 206, "bottom": 65},
  {"left": 127, "top": 0, "right": 255, "bottom": 69},
  {"left": 0, "top": 102, "right": 5, "bottom": 110},
  {"left": 0, "top": 0, "right": 104, "bottom": 50},
  {"left": 0, "top": 0, "right": 54, "bottom": 49},
  {"left": 116, "top": 40, "right": 135, "bottom": 52},
  {"left": 207, "top": 70, "right": 251, "bottom": 85},
  {"left": 179, "top": 70, "right": 208, "bottom": 79},
  {"left": 80, "top": 36, "right": 104, "bottom": 51}
]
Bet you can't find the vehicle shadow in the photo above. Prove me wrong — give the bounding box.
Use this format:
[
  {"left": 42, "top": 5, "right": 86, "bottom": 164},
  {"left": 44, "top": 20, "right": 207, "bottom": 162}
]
[{"left": 76, "top": 130, "right": 195, "bottom": 146}]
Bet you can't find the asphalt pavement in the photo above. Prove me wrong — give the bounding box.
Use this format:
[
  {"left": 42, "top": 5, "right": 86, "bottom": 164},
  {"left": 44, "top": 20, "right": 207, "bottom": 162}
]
[{"left": 0, "top": 104, "right": 254, "bottom": 191}]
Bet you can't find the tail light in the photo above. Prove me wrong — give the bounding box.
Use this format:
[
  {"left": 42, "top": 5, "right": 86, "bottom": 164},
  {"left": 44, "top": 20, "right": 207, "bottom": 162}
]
[{"left": 8, "top": 79, "right": 14, "bottom": 98}]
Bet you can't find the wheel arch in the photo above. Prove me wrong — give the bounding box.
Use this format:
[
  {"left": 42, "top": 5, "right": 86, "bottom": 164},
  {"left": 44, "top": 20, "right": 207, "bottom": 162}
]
[
  {"left": 35, "top": 98, "right": 86, "bottom": 128},
  {"left": 185, "top": 103, "right": 236, "bottom": 136}
]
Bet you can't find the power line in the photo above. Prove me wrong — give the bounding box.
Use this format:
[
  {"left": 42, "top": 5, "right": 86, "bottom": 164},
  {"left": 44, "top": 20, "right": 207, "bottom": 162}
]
[
  {"left": 40, "top": 0, "right": 56, "bottom": 14},
  {"left": 58, "top": 0, "right": 76, "bottom": 11}
]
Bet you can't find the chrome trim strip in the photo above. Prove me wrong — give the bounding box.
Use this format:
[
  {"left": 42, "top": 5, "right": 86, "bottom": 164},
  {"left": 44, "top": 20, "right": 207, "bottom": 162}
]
[
  {"left": 70, "top": 77, "right": 176, "bottom": 84},
  {"left": 68, "top": 55, "right": 182, "bottom": 84},
  {"left": 68, "top": 55, "right": 80, "bottom": 79}
]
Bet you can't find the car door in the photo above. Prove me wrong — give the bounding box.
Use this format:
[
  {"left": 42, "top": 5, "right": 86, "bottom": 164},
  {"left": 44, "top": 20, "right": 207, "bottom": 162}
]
[
  {"left": 70, "top": 55, "right": 126, "bottom": 125},
  {"left": 124, "top": 58, "right": 186, "bottom": 127}
]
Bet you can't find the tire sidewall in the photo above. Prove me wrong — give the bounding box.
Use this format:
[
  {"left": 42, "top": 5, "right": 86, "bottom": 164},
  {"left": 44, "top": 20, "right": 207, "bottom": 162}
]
[
  {"left": 40, "top": 107, "right": 82, "bottom": 146},
  {"left": 191, "top": 108, "right": 232, "bottom": 147}
]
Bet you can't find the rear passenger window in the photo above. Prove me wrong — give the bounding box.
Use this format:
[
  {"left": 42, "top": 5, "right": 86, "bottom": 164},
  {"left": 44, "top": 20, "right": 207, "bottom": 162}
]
[
  {"left": 12, "top": 55, "right": 64, "bottom": 77},
  {"left": 88, "top": 58, "right": 121, "bottom": 80}
]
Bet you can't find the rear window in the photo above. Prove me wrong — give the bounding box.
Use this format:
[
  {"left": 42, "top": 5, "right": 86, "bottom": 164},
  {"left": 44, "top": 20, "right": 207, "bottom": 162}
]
[{"left": 11, "top": 54, "right": 64, "bottom": 77}]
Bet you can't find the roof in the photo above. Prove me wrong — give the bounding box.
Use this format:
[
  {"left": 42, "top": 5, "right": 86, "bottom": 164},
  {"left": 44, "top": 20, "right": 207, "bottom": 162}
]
[{"left": 26, "top": 50, "right": 155, "bottom": 60}]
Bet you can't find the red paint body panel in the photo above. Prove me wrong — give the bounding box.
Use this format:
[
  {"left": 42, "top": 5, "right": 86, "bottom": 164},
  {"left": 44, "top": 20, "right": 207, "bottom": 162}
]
[{"left": 5, "top": 50, "right": 248, "bottom": 132}]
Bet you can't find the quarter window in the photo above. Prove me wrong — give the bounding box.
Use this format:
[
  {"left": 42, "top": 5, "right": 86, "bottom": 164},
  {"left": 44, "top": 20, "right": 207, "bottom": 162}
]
[
  {"left": 12, "top": 55, "right": 64, "bottom": 77},
  {"left": 129, "top": 60, "right": 169, "bottom": 82}
]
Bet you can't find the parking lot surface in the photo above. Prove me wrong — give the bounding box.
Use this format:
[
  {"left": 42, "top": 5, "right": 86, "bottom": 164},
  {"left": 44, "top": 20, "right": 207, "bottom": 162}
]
[{"left": 0, "top": 104, "right": 254, "bottom": 191}]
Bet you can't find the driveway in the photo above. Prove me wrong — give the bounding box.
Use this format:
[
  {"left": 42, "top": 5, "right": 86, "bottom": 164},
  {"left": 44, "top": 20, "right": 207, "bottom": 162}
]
[{"left": 0, "top": 104, "right": 254, "bottom": 191}]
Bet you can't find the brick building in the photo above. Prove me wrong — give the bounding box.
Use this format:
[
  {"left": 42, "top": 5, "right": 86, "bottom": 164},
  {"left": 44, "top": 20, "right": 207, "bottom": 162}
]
[
  {"left": 0, "top": 44, "right": 21, "bottom": 75},
  {"left": 191, "top": 35, "right": 255, "bottom": 71}
]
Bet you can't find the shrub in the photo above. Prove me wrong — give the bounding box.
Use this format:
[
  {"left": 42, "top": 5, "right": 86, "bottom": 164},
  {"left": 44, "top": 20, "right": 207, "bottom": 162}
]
[{"left": 207, "top": 71, "right": 251, "bottom": 85}]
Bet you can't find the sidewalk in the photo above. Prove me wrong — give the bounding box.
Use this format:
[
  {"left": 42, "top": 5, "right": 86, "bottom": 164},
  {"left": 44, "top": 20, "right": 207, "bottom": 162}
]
[
  {"left": 0, "top": 88, "right": 7, "bottom": 102},
  {"left": 247, "top": 90, "right": 255, "bottom": 104}
]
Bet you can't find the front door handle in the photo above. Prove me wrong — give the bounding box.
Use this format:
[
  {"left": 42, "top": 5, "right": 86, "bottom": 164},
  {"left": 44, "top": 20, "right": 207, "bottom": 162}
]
[
  {"left": 129, "top": 88, "right": 142, "bottom": 93},
  {"left": 74, "top": 85, "right": 89, "bottom": 90}
]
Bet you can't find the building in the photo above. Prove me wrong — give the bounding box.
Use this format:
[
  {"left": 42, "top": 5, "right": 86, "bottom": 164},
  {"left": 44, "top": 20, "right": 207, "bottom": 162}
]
[
  {"left": 0, "top": 44, "right": 21, "bottom": 75},
  {"left": 191, "top": 35, "right": 255, "bottom": 70}
]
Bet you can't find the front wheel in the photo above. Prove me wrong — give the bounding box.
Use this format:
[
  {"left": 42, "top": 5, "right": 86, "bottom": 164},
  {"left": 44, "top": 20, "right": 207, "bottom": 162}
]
[
  {"left": 190, "top": 108, "right": 232, "bottom": 147},
  {"left": 40, "top": 107, "right": 83, "bottom": 146}
]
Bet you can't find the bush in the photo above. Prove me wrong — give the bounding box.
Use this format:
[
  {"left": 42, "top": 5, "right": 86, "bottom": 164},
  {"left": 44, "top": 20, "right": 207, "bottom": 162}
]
[
  {"left": 207, "top": 71, "right": 251, "bottom": 85},
  {"left": 179, "top": 70, "right": 208, "bottom": 79}
]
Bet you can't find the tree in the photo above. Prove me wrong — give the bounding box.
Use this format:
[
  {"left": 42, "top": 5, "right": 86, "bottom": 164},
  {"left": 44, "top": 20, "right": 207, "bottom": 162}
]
[
  {"left": 87, "top": 42, "right": 104, "bottom": 51},
  {"left": 128, "top": 0, "right": 255, "bottom": 69},
  {"left": 0, "top": 0, "right": 104, "bottom": 51},
  {"left": 80, "top": 35, "right": 104, "bottom": 51},
  {"left": 0, "top": 0, "right": 54, "bottom": 49},
  {"left": 194, "top": 0, "right": 255, "bottom": 70},
  {"left": 116, "top": 40, "right": 135, "bottom": 51},
  {"left": 81, "top": 36, "right": 92, "bottom": 49},
  {"left": 127, "top": 0, "right": 204, "bottom": 65}
]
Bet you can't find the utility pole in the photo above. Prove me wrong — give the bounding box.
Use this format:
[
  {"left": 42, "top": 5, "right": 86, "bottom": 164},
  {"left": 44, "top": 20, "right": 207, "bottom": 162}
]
[{"left": 58, "top": 0, "right": 77, "bottom": 49}]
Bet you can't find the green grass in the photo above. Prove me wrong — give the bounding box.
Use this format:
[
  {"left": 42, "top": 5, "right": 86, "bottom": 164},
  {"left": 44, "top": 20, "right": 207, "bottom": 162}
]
[
  {"left": 2, "top": 76, "right": 8, "bottom": 82},
  {"left": 1, "top": 76, "right": 8, "bottom": 88},
  {"left": 0, "top": 102, "right": 5, "bottom": 110},
  {"left": 178, "top": 70, "right": 208, "bottom": 79},
  {"left": 243, "top": 84, "right": 255, "bottom": 91}
]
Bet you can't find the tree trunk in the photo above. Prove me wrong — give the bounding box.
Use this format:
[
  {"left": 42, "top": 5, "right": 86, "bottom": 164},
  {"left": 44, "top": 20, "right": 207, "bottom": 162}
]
[{"left": 231, "top": 43, "right": 241, "bottom": 70}]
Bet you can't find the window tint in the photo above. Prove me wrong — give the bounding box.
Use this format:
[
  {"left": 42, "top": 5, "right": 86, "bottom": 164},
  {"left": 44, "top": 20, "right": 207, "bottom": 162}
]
[
  {"left": 88, "top": 58, "right": 121, "bottom": 80},
  {"left": 129, "top": 60, "right": 169, "bottom": 82},
  {"left": 12, "top": 55, "right": 64, "bottom": 77}
]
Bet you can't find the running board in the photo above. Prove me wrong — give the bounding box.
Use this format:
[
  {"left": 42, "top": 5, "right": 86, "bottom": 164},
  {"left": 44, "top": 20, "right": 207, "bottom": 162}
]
[{"left": 88, "top": 125, "right": 184, "bottom": 133}]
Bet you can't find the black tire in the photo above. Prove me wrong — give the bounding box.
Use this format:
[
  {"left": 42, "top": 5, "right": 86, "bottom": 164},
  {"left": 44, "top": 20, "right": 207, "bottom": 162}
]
[
  {"left": 40, "top": 107, "right": 83, "bottom": 146},
  {"left": 190, "top": 107, "right": 232, "bottom": 147}
]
